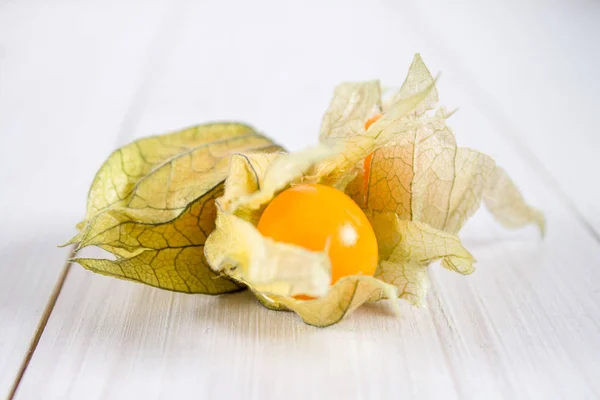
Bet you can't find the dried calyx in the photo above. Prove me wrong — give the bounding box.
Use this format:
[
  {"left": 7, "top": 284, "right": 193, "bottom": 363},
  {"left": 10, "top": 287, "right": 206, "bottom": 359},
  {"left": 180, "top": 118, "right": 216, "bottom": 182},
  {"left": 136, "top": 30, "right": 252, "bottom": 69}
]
[{"left": 66, "top": 54, "right": 544, "bottom": 327}]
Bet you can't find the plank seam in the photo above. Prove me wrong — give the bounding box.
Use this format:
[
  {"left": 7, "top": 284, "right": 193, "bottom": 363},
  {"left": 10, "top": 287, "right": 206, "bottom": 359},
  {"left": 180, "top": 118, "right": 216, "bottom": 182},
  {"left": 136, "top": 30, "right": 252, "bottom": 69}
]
[
  {"left": 9, "top": 1, "right": 190, "bottom": 395},
  {"left": 7, "top": 247, "right": 75, "bottom": 400}
]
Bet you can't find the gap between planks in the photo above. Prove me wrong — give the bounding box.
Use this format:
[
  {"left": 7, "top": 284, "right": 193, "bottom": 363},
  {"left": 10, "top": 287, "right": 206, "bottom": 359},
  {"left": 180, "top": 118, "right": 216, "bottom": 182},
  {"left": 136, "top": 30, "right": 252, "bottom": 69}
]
[
  {"left": 7, "top": 250, "right": 74, "bottom": 400},
  {"left": 7, "top": 1, "right": 190, "bottom": 396}
]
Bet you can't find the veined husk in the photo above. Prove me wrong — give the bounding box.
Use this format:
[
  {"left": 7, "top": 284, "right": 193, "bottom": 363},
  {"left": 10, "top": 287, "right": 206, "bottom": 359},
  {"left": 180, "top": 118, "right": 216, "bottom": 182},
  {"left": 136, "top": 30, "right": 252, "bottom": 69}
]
[
  {"left": 67, "top": 55, "right": 543, "bottom": 326},
  {"left": 66, "top": 123, "right": 281, "bottom": 293}
]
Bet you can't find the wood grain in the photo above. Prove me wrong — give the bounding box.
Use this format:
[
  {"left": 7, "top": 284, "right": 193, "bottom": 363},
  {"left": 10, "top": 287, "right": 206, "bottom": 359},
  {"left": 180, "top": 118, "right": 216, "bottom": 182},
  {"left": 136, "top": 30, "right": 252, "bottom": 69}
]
[
  {"left": 0, "top": 1, "right": 172, "bottom": 398},
  {"left": 2, "top": 1, "right": 599, "bottom": 399}
]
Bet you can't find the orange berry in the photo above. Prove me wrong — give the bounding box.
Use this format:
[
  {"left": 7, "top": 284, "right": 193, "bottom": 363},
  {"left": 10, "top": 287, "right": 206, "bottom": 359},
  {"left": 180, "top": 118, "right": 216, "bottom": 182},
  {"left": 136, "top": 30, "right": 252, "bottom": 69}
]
[
  {"left": 362, "top": 113, "right": 382, "bottom": 201},
  {"left": 364, "top": 113, "right": 382, "bottom": 131},
  {"left": 258, "top": 184, "right": 378, "bottom": 291}
]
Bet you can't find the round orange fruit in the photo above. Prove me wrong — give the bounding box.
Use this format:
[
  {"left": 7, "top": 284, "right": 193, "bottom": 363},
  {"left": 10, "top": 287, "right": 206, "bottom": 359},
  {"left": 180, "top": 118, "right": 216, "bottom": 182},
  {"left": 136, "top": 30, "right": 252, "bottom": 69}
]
[{"left": 257, "top": 184, "right": 378, "bottom": 289}]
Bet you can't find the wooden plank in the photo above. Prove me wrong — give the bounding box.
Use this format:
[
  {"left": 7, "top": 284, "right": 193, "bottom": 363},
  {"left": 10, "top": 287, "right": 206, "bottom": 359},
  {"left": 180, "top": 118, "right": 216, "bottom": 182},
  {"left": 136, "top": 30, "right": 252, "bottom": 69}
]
[
  {"left": 13, "top": 261, "right": 461, "bottom": 399},
  {"left": 424, "top": 83, "right": 600, "bottom": 399},
  {"left": 14, "top": 1, "right": 600, "bottom": 399},
  {"left": 0, "top": 1, "right": 172, "bottom": 397}
]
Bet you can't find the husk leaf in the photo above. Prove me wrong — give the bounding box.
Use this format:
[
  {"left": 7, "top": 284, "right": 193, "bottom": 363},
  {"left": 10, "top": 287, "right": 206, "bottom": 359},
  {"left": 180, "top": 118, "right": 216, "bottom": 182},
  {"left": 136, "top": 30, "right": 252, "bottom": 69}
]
[
  {"left": 204, "top": 210, "right": 332, "bottom": 298},
  {"left": 261, "top": 276, "right": 399, "bottom": 327},
  {"left": 69, "top": 123, "right": 279, "bottom": 294}
]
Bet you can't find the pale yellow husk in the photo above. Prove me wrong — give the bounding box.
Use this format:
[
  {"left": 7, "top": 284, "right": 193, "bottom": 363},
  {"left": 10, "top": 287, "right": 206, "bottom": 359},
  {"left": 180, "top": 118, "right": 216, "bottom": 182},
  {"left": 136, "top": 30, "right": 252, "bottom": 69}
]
[{"left": 68, "top": 54, "right": 544, "bottom": 326}]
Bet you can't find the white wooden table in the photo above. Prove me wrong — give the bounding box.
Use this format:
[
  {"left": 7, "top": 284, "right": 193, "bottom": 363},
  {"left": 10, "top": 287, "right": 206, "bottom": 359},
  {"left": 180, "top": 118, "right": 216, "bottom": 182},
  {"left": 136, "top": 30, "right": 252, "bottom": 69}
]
[{"left": 1, "top": 1, "right": 599, "bottom": 399}]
